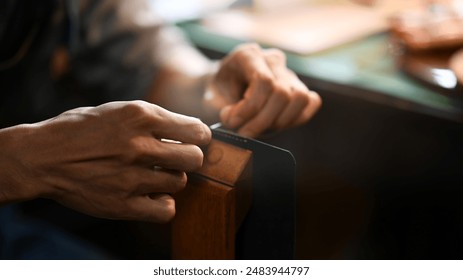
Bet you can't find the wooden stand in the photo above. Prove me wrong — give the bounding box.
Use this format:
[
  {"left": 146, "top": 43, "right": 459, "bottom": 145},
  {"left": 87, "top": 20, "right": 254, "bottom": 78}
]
[
  {"left": 171, "top": 139, "right": 252, "bottom": 259},
  {"left": 133, "top": 139, "right": 252, "bottom": 259}
]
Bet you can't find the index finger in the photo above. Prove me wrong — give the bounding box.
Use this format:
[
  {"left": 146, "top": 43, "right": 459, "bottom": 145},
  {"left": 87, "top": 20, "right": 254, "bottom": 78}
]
[
  {"left": 154, "top": 111, "right": 211, "bottom": 146},
  {"left": 221, "top": 45, "right": 276, "bottom": 128},
  {"left": 146, "top": 104, "right": 212, "bottom": 146}
]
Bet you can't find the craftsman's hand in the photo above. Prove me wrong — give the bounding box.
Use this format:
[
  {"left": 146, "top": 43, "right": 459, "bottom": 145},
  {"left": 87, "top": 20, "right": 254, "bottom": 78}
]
[
  {"left": 0, "top": 101, "right": 211, "bottom": 223},
  {"left": 205, "top": 44, "right": 321, "bottom": 138}
]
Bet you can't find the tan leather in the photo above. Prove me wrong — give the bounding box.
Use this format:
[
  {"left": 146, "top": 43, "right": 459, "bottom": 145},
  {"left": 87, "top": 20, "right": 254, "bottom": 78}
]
[{"left": 171, "top": 139, "right": 252, "bottom": 259}]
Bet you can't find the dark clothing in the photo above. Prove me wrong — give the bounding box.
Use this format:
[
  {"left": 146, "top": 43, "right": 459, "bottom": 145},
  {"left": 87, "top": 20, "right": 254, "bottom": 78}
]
[
  {"left": 0, "top": 0, "right": 173, "bottom": 127},
  {"left": 0, "top": 0, "right": 188, "bottom": 259}
]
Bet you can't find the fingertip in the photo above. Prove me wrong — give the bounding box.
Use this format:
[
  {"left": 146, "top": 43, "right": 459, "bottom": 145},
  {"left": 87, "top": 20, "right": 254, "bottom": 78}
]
[
  {"left": 188, "top": 146, "right": 205, "bottom": 172},
  {"left": 147, "top": 193, "right": 176, "bottom": 223},
  {"left": 220, "top": 105, "right": 244, "bottom": 129},
  {"left": 292, "top": 91, "right": 322, "bottom": 127},
  {"left": 303, "top": 91, "right": 322, "bottom": 120},
  {"left": 309, "top": 90, "right": 322, "bottom": 110},
  {"left": 199, "top": 121, "right": 212, "bottom": 145}
]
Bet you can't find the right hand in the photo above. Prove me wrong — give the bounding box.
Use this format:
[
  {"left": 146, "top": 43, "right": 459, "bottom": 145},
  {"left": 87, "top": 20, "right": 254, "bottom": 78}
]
[{"left": 0, "top": 101, "right": 211, "bottom": 223}]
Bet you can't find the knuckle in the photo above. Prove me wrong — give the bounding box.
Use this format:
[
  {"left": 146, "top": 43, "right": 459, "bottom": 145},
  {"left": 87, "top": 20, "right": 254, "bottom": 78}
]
[
  {"left": 234, "top": 43, "right": 262, "bottom": 60},
  {"left": 124, "top": 136, "right": 156, "bottom": 162},
  {"left": 293, "top": 91, "right": 310, "bottom": 107},
  {"left": 122, "top": 101, "right": 169, "bottom": 127},
  {"left": 243, "top": 101, "right": 260, "bottom": 117},
  {"left": 153, "top": 171, "right": 187, "bottom": 195},
  {"left": 118, "top": 101, "right": 157, "bottom": 127},
  {"left": 272, "top": 48, "right": 286, "bottom": 59},
  {"left": 253, "top": 72, "right": 273, "bottom": 84},
  {"left": 237, "top": 43, "right": 261, "bottom": 54},
  {"left": 252, "top": 73, "right": 274, "bottom": 93},
  {"left": 234, "top": 49, "right": 250, "bottom": 62},
  {"left": 272, "top": 83, "right": 291, "bottom": 103},
  {"left": 120, "top": 100, "right": 148, "bottom": 116},
  {"left": 265, "top": 48, "right": 286, "bottom": 64},
  {"left": 118, "top": 171, "right": 138, "bottom": 192}
]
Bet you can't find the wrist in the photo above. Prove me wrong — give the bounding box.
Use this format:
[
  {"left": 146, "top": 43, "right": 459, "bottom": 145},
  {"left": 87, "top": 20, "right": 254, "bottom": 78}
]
[{"left": 0, "top": 124, "right": 49, "bottom": 204}]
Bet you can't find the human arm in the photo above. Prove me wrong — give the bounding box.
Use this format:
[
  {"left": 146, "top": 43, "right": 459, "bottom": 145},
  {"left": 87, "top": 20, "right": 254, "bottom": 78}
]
[
  {"left": 70, "top": 0, "right": 321, "bottom": 138},
  {"left": 146, "top": 42, "right": 321, "bottom": 138},
  {"left": 0, "top": 100, "right": 211, "bottom": 223}
]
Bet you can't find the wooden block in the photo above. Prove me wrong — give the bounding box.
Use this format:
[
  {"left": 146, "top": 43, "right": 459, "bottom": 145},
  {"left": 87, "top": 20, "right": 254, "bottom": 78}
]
[
  {"left": 132, "top": 139, "right": 252, "bottom": 259},
  {"left": 172, "top": 177, "right": 235, "bottom": 259},
  {"left": 171, "top": 139, "right": 252, "bottom": 259}
]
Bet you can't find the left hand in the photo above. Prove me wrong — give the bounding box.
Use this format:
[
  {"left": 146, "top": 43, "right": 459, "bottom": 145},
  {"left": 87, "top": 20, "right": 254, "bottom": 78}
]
[{"left": 204, "top": 43, "right": 321, "bottom": 138}]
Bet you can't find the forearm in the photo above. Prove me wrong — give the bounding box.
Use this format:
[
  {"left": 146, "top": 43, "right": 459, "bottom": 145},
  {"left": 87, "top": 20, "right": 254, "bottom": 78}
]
[
  {"left": 75, "top": 0, "right": 221, "bottom": 121},
  {"left": 144, "top": 27, "right": 220, "bottom": 123}
]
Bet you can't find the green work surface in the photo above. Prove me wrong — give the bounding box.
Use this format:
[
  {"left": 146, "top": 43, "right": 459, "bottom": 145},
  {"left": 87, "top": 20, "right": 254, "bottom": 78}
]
[{"left": 179, "top": 21, "right": 463, "bottom": 122}]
